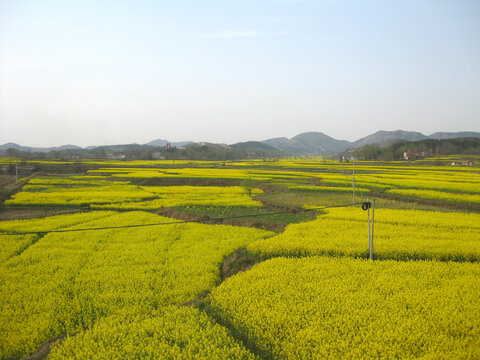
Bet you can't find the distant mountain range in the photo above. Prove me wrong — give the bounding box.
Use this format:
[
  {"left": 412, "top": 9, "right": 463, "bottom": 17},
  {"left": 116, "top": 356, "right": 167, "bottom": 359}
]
[
  {"left": 2, "top": 130, "right": 480, "bottom": 157},
  {"left": 350, "top": 130, "right": 427, "bottom": 148},
  {"left": 145, "top": 139, "right": 195, "bottom": 147},
  {"left": 340, "top": 136, "right": 480, "bottom": 161},
  {"left": 0, "top": 143, "right": 83, "bottom": 153},
  {"left": 263, "top": 132, "right": 350, "bottom": 155},
  {"left": 261, "top": 130, "right": 480, "bottom": 155}
]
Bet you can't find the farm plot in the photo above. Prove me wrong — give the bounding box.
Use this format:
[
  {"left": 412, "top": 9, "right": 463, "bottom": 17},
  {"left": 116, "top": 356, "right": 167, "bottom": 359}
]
[
  {"left": 88, "top": 167, "right": 316, "bottom": 182},
  {"left": 92, "top": 185, "right": 264, "bottom": 210},
  {"left": 0, "top": 211, "right": 273, "bottom": 359},
  {"left": 5, "top": 175, "right": 267, "bottom": 210},
  {"left": 206, "top": 256, "right": 480, "bottom": 359},
  {"left": 1, "top": 158, "right": 480, "bottom": 359},
  {"left": 5, "top": 183, "right": 155, "bottom": 207},
  {"left": 386, "top": 188, "right": 480, "bottom": 206},
  {"left": 248, "top": 207, "right": 480, "bottom": 261},
  {"left": 0, "top": 211, "right": 115, "bottom": 263},
  {"left": 48, "top": 306, "right": 256, "bottom": 359}
]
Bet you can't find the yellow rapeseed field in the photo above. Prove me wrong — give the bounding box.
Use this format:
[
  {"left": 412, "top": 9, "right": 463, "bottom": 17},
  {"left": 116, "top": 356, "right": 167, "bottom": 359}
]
[
  {"left": 248, "top": 207, "right": 480, "bottom": 261},
  {"left": 0, "top": 212, "right": 272, "bottom": 359},
  {"left": 206, "top": 256, "right": 480, "bottom": 359},
  {"left": 1, "top": 157, "right": 479, "bottom": 359},
  {"left": 49, "top": 307, "right": 256, "bottom": 359}
]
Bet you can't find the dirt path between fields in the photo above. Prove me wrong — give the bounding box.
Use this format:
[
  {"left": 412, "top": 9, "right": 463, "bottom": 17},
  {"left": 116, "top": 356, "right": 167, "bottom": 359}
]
[
  {"left": 180, "top": 247, "right": 261, "bottom": 308},
  {"left": 186, "top": 247, "right": 268, "bottom": 359},
  {"left": 0, "top": 175, "right": 32, "bottom": 205},
  {"left": 23, "top": 332, "right": 79, "bottom": 360},
  {"left": 0, "top": 207, "right": 88, "bottom": 221}
]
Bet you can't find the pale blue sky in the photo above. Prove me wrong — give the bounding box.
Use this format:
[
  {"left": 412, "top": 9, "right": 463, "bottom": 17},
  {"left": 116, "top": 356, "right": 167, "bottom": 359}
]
[{"left": 1, "top": 0, "right": 479, "bottom": 147}]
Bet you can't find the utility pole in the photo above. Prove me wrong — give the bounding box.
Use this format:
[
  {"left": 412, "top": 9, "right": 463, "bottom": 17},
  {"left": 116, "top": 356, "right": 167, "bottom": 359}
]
[
  {"left": 370, "top": 198, "right": 375, "bottom": 260},
  {"left": 15, "top": 162, "right": 18, "bottom": 183},
  {"left": 363, "top": 199, "right": 375, "bottom": 260},
  {"left": 352, "top": 158, "right": 355, "bottom": 206},
  {"left": 367, "top": 198, "right": 370, "bottom": 258}
]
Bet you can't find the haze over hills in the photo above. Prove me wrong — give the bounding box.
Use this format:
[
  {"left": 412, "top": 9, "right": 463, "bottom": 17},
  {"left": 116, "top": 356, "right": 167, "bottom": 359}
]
[
  {"left": 427, "top": 132, "right": 480, "bottom": 140},
  {"left": 0, "top": 143, "right": 82, "bottom": 153},
  {"left": 146, "top": 139, "right": 195, "bottom": 147},
  {"left": 351, "top": 130, "right": 428, "bottom": 148},
  {"left": 2, "top": 130, "right": 480, "bottom": 158},
  {"left": 340, "top": 137, "right": 480, "bottom": 161},
  {"left": 262, "top": 137, "right": 304, "bottom": 154},
  {"left": 261, "top": 130, "right": 480, "bottom": 155},
  {"left": 263, "top": 132, "right": 350, "bottom": 155}
]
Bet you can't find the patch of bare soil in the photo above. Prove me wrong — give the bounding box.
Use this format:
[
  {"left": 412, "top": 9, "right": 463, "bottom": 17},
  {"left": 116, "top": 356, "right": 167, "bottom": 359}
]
[
  {"left": 0, "top": 208, "right": 86, "bottom": 221},
  {"left": 0, "top": 176, "right": 28, "bottom": 203},
  {"left": 28, "top": 163, "right": 88, "bottom": 174},
  {"left": 221, "top": 247, "right": 259, "bottom": 281},
  {"left": 156, "top": 207, "right": 286, "bottom": 232},
  {"left": 255, "top": 183, "right": 288, "bottom": 194},
  {"left": 255, "top": 197, "right": 316, "bottom": 218},
  {"left": 156, "top": 207, "right": 209, "bottom": 222},
  {"left": 0, "top": 174, "right": 17, "bottom": 188},
  {"left": 181, "top": 247, "right": 260, "bottom": 307},
  {"left": 0, "top": 172, "right": 40, "bottom": 210}
]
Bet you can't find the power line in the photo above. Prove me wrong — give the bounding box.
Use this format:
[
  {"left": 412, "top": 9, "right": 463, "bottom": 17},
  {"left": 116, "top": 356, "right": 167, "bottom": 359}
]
[{"left": 0, "top": 202, "right": 364, "bottom": 236}]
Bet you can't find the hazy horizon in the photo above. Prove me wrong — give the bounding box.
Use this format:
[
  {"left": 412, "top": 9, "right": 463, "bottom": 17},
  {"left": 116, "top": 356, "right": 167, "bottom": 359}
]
[
  {"left": 1, "top": 1, "right": 479, "bottom": 148},
  {"left": 3, "top": 128, "right": 480, "bottom": 149}
]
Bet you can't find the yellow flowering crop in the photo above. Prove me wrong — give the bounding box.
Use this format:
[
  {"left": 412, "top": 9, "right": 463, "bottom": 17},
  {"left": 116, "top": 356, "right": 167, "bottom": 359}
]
[
  {"left": 0, "top": 211, "right": 115, "bottom": 234},
  {"left": 0, "top": 211, "right": 272, "bottom": 359},
  {"left": 288, "top": 185, "right": 371, "bottom": 194},
  {"left": 27, "top": 177, "right": 129, "bottom": 186},
  {"left": 92, "top": 186, "right": 263, "bottom": 210},
  {"left": 49, "top": 306, "right": 256, "bottom": 359},
  {"left": 5, "top": 184, "right": 156, "bottom": 207},
  {"left": 206, "top": 257, "right": 480, "bottom": 359},
  {"left": 387, "top": 188, "right": 480, "bottom": 205},
  {"left": 248, "top": 207, "right": 480, "bottom": 261},
  {"left": 89, "top": 167, "right": 315, "bottom": 181},
  {"left": 0, "top": 212, "right": 116, "bottom": 264}
]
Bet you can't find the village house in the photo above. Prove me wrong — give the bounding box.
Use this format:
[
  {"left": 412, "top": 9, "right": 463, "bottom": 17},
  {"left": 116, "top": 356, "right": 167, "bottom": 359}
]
[{"left": 403, "top": 151, "right": 415, "bottom": 160}]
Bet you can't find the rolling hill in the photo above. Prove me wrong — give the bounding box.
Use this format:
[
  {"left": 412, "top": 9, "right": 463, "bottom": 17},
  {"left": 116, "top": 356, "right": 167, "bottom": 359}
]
[{"left": 2, "top": 130, "right": 480, "bottom": 159}]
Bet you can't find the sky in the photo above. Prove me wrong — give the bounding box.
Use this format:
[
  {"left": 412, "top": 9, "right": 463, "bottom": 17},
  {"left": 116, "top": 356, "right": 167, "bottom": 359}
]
[{"left": 1, "top": 0, "right": 479, "bottom": 147}]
